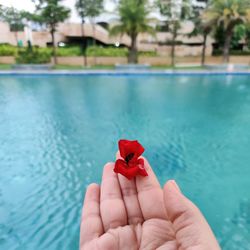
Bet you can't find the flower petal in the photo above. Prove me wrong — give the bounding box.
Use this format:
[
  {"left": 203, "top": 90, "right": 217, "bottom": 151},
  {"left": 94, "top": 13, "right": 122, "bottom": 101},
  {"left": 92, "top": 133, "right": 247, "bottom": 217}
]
[
  {"left": 137, "top": 158, "right": 148, "bottom": 176},
  {"left": 114, "top": 159, "right": 139, "bottom": 180},
  {"left": 118, "top": 139, "right": 144, "bottom": 161},
  {"left": 138, "top": 168, "right": 148, "bottom": 177}
]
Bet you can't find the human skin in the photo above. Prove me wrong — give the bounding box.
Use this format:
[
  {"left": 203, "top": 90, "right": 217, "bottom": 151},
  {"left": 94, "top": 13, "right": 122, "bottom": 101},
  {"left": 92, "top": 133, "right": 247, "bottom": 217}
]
[{"left": 80, "top": 155, "right": 221, "bottom": 250}]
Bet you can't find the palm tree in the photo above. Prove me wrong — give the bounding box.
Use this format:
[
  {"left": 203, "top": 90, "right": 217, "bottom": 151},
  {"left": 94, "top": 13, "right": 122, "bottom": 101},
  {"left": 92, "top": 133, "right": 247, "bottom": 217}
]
[
  {"left": 204, "top": 0, "right": 250, "bottom": 63},
  {"left": 110, "top": 0, "right": 155, "bottom": 64}
]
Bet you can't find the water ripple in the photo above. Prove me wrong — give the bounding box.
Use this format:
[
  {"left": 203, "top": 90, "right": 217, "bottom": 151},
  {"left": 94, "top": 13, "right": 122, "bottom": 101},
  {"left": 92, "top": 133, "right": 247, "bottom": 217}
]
[{"left": 1, "top": 75, "right": 250, "bottom": 249}]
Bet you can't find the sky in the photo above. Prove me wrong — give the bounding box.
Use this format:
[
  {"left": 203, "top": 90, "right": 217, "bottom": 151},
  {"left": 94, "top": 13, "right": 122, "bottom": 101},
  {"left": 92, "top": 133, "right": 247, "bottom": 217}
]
[
  {"left": 0, "top": 0, "right": 206, "bottom": 23},
  {"left": 0, "top": 0, "right": 117, "bottom": 22}
]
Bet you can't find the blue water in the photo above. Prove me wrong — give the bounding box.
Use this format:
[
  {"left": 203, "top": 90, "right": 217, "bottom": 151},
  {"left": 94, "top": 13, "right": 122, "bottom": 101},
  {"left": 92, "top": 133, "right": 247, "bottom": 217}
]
[{"left": 0, "top": 74, "right": 250, "bottom": 250}]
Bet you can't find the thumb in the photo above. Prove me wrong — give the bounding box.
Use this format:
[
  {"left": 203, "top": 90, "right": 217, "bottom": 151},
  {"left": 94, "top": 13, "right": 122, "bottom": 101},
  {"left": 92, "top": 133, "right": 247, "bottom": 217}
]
[{"left": 164, "top": 180, "right": 221, "bottom": 250}]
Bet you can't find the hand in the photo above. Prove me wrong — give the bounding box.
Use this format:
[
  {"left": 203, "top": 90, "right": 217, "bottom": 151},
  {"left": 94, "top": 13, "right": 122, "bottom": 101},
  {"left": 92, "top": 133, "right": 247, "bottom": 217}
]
[{"left": 80, "top": 156, "right": 221, "bottom": 250}]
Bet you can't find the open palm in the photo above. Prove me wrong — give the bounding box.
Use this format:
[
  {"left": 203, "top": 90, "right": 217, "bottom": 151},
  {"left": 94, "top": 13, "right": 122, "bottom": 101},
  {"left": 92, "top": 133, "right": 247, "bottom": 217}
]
[{"left": 80, "top": 157, "right": 220, "bottom": 250}]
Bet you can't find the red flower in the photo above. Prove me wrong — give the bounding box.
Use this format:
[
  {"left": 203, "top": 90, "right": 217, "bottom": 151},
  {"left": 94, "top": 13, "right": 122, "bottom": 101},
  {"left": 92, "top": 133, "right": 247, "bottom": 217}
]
[{"left": 114, "top": 139, "right": 148, "bottom": 180}]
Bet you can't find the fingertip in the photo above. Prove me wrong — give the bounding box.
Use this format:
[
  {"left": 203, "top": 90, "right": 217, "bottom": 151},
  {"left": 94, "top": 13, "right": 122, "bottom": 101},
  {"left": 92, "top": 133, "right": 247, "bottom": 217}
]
[
  {"left": 164, "top": 180, "right": 181, "bottom": 193},
  {"left": 87, "top": 183, "right": 99, "bottom": 190},
  {"left": 103, "top": 162, "right": 115, "bottom": 174},
  {"left": 102, "top": 162, "right": 117, "bottom": 182},
  {"left": 84, "top": 183, "right": 100, "bottom": 204},
  {"left": 139, "top": 156, "right": 151, "bottom": 171}
]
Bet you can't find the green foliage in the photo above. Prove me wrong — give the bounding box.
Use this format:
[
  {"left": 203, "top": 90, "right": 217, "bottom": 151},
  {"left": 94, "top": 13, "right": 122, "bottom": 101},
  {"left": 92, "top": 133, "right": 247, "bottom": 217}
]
[
  {"left": 86, "top": 46, "right": 128, "bottom": 57},
  {"left": 0, "top": 44, "right": 17, "bottom": 56},
  {"left": 110, "top": 0, "right": 155, "bottom": 38},
  {"left": 188, "top": 4, "right": 211, "bottom": 38},
  {"left": 231, "top": 24, "right": 246, "bottom": 47},
  {"left": 214, "top": 23, "right": 247, "bottom": 49},
  {"left": 27, "top": 46, "right": 82, "bottom": 56},
  {"left": 156, "top": 0, "right": 192, "bottom": 66},
  {"left": 156, "top": 0, "right": 192, "bottom": 20},
  {"left": 30, "top": 0, "right": 71, "bottom": 63},
  {"left": 0, "top": 45, "right": 156, "bottom": 58},
  {"left": 204, "top": 0, "right": 250, "bottom": 61},
  {"left": 0, "top": 64, "right": 12, "bottom": 70},
  {"left": 31, "top": 0, "right": 70, "bottom": 28},
  {"left": 139, "top": 51, "right": 157, "bottom": 57},
  {"left": 16, "top": 48, "right": 51, "bottom": 64},
  {"left": 247, "top": 30, "right": 250, "bottom": 49},
  {"left": 75, "top": 0, "right": 103, "bottom": 20},
  {"left": 56, "top": 46, "right": 82, "bottom": 56},
  {"left": 0, "top": 6, "right": 25, "bottom": 32},
  {"left": 213, "top": 49, "right": 250, "bottom": 56},
  {"left": 204, "top": 0, "right": 250, "bottom": 31},
  {"left": 156, "top": 0, "right": 192, "bottom": 28},
  {"left": 214, "top": 23, "right": 226, "bottom": 48},
  {"left": 86, "top": 46, "right": 156, "bottom": 57},
  {"left": 109, "top": 0, "right": 155, "bottom": 63}
]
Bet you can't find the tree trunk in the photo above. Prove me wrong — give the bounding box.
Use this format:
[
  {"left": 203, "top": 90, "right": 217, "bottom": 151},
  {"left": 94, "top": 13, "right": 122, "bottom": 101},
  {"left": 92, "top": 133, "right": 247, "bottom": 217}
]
[
  {"left": 81, "top": 19, "right": 87, "bottom": 67},
  {"left": 201, "top": 33, "right": 207, "bottom": 66},
  {"left": 223, "top": 29, "right": 233, "bottom": 63},
  {"left": 14, "top": 31, "right": 18, "bottom": 46},
  {"left": 171, "top": 22, "right": 177, "bottom": 67},
  {"left": 51, "top": 30, "right": 57, "bottom": 65},
  {"left": 91, "top": 21, "right": 97, "bottom": 66},
  {"left": 128, "top": 34, "right": 138, "bottom": 64}
]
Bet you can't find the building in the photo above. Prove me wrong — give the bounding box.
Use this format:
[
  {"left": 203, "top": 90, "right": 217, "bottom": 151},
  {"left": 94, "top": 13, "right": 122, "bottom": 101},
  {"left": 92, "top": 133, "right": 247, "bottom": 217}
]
[{"left": 0, "top": 20, "right": 213, "bottom": 57}]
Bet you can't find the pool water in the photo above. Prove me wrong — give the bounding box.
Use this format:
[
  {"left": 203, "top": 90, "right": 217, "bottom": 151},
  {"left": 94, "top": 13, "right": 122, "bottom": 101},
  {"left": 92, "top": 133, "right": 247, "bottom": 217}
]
[{"left": 0, "top": 74, "right": 250, "bottom": 250}]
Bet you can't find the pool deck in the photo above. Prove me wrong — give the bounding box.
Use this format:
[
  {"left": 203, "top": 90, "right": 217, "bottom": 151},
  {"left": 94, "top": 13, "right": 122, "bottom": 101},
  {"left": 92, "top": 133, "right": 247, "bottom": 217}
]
[{"left": 0, "top": 69, "right": 250, "bottom": 76}]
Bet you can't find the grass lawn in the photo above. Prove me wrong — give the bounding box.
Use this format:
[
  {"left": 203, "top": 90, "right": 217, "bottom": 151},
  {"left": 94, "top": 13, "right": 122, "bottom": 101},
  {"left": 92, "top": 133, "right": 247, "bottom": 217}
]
[
  {"left": 0, "top": 64, "right": 12, "bottom": 70},
  {"left": 54, "top": 64, "right": 206, "bottom": 70},
  {"left": 151, "top": 65, "right": 205, "bottom": 70},
  {"left": 0, "top": 63, "right": 248, "bottom": 71},
  {"left": 53, "top": 64, "right": 115, "bottom": 70}
]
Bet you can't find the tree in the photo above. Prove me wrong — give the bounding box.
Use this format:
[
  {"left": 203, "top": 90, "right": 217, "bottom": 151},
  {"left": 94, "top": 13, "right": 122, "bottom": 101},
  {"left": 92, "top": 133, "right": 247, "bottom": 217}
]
[
  {"left": 75, "top": 0, "right": 103, "bottom": 67},
  {"left": 0, "top": 5, "right": 25, "bottom": 46},
  {"left": 204, "top": 0, "right": 250, "bottom": 63},
  {"left": 110, "top": 0, "right": 155, "bottom": 64},
  {"left": 246, "top": 22, "right": 250, "bottom": 50},
  {"left": 231, "top": 24, "right": 246, "bottom": 49},
  {"left": 32, "top": 0, "right": 70, "bottom": 64},
  {"left": 156, "top": 0, "right": 192, "bottom": 67},
  {"left": 189, "top": 7, "right": 212, "bottom": 66}
]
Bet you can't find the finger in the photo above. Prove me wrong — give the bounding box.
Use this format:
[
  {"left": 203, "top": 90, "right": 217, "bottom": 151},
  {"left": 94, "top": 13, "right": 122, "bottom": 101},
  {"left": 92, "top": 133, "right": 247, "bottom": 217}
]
[
  {"left": 136, "top": 157, "right": 167, "bottom": 220},
  {"left": 100, "top": 162, "right": 127, "bottom": 232},
  {"left": 80, "top": 183, "right": 103, "bottom": 247},
  {"left": 163, "top": 180, "right": 221, "bottom": 249},
  {"left": 116, "top": 152, "right": 144, "bottom": 225}
]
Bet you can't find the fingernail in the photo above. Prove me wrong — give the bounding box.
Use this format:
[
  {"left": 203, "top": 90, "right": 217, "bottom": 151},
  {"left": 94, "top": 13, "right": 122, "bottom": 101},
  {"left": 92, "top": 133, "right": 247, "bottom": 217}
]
[{"left": 170, "top": 180, "right": 181, "bottom": 193}]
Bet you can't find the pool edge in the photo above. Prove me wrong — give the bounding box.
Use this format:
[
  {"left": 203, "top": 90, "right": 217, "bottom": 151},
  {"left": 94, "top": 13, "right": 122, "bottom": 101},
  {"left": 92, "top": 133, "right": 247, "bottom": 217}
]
[{"left": 0, "top": 69, "right": 250, "bottom": 76}]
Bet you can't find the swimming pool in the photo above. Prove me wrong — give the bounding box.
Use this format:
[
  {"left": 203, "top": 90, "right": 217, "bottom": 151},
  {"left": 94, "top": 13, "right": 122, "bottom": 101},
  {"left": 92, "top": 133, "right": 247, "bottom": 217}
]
[{"left": 0, "top": 73, "right": 250, "bottom": 250}]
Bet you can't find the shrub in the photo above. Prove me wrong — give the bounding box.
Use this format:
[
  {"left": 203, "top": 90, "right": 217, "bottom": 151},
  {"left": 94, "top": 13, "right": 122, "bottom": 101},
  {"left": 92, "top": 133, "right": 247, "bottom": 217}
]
[
  {"left": 56, "top": 46, "right": 82, "bottom": 56},
  {"left": 86, "top": 46, "right": 128, "bottom": 57},
  {"left": 1, "top": 44, "right": 158, "bottom": 58},
  {"left": 85, "top": 46, "right": 157, "bottom": 57},
  {"left": 213, "top": 49, "right": 250, "bottom": 56},
  {"left": 16, "top": 48, "right": 51, "bottom": 64},
  {"left": 0, "top": 44, "right": 17, "bottom": 56},
  {"left": 37, "top": 47, "right": 53, "bottom": 55},
  {"left": 139, "top": 51, "right": 157, "bottom": 57}
]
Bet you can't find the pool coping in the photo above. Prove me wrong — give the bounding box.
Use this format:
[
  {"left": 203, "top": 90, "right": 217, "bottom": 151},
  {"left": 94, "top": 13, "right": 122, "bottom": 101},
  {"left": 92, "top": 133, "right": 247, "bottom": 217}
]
[{"left": 0, "top": 69, "right": 250, "bottom": 76}]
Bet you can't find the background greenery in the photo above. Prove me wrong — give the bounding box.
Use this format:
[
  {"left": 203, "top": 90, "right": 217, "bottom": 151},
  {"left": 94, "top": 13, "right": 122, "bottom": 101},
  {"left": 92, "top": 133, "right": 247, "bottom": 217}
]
[
  {"left": 0, "top": 44, "right": 157, "bottom": 60},
  {"left": 0, "top": 0, "right": 250, "bottom": 65}
]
